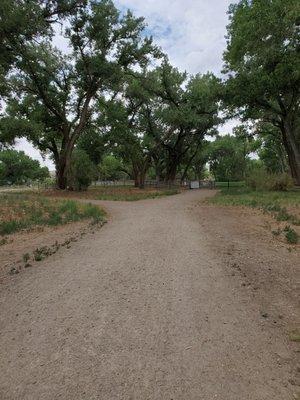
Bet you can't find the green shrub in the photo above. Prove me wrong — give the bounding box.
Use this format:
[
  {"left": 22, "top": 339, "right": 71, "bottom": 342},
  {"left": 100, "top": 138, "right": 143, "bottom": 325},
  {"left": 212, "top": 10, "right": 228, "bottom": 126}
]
[
  {"left": 67, "top": 150, "right": 97, "bottom": 191},
  {"left": 0, "top": 149, "right": 49, "bottom": 185},
  {"left": 276, "top": 207, "right": 292, "bottom": 222},
  {"left": 271, "top": 173, "right": 294, "bottom": 191},
  {"left": 82, "top": 203, "right": 104, "bottom": 223},
  {"left": 246, "top": 168, "right": 293, "bottom": 191},
  {"left": 98, "top": 155, "right": 125, "bottom": 181},
  {"left": 246, "top": 168, "right": 267, "bottom": 190},
  {"left": 47, "top": 212, "right": 62, "bottom": 226},
  {"left": 284, "top": 226, "right": 299, "bottom": 244},
  {"left": 0, "top": 220, "right": 27, "bottom": 235},
  {"left": 59, "top": 200, "right": 80, "bottom": 221},
  {"left": 263, "top": 203, "right": 282, "bottom": 213},
  {"left": 33, "top": 247, "right": 49, "bottom": 261}
]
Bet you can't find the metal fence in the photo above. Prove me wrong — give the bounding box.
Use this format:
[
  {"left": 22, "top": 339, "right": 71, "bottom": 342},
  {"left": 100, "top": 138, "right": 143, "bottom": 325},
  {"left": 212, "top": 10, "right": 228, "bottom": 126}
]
[
  {"left": 0, "top": 179, "right": 217, "bottom": 193},
  {"left": 93, "top": 180, "right": 134, "bottom": 187},
  {"left": 92, "top": 179, "right": 216, "bottom": 189}
]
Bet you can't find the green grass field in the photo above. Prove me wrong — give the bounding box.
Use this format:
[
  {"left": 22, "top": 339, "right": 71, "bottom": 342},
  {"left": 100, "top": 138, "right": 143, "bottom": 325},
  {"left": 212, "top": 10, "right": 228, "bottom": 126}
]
[
  {"left": 0, "top": 193, "right": 105, "bottom": 235},
  {"left": 209, "top": 187, "right": 300, "bottom": 209}
]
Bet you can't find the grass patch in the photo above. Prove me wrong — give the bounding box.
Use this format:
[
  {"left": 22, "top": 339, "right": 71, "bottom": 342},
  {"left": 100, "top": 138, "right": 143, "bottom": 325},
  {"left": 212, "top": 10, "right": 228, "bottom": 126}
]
[
  {"left": 208, "top": 187, "right": 299, "bottom": 215},
  {"left": 208, "top": 187, "right": 300, "bottom": 208},
  {"left": 207, "top": 187, "right": 300, "bottom": 242},
  {"left": 284, "top": 226, "right": 299, "bottom": 244},
  {"left": 0, "top": 193, "right": 105, "bottom": 235},
  {"left": 43, "top": 186, "right": 180, "bottom": 202},
  {"left": 0, "top": 220, "right": 28, "bottom": 235}
]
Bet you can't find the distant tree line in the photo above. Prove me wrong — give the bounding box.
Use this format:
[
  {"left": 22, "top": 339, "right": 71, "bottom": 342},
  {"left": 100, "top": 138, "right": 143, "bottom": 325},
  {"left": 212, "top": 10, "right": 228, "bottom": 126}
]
[{"left": 0, "top": 150, "right": 49, "bottom": 185}]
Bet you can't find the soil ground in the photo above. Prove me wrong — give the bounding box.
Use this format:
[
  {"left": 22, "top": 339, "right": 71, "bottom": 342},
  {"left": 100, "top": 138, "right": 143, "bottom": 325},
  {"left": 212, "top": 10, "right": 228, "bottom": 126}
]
[
  {"left": 0, "top": 220, "right": 99, "bottom": 280},
  {"left": 0, "top": 189, "right": 299, "bottom": 399}
]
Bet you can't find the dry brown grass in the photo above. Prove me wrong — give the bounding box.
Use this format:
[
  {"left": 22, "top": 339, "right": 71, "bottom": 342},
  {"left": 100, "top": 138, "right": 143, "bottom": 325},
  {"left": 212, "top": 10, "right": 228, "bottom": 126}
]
[{"left": 43, "top": 186, "right": 181, "bottom": 201}]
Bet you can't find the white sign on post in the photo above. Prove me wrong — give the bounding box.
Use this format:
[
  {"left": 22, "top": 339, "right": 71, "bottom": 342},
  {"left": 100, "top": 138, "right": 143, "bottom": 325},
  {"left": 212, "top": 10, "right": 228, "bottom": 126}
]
[{"left": 190, "top": 181, "right": 200, "bottom": 189}]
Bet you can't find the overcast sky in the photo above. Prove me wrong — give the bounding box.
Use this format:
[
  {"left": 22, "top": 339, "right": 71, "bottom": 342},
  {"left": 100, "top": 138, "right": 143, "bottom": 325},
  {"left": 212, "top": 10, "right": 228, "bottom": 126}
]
[{"left": 15, "top": 0, "right": 237, "bottom": 170}]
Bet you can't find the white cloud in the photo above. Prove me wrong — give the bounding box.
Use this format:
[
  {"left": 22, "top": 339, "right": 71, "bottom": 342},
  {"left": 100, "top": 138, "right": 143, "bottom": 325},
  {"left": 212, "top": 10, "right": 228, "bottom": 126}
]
[
  {"left": 15, "top": 138, "right": 54, "bottom": 170},
  {"left": 115, "top": 0, "right": 234, "bottom": 75}
]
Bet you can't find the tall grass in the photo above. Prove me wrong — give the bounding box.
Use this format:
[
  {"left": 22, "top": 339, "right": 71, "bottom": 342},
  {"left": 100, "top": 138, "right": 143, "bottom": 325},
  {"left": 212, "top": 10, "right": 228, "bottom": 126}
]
[
  {"left": 0, "top": 193, "right": 105, "bottom": 235},
  {"left": 209, "top": 187, "right": 300, "bottom": 207}
]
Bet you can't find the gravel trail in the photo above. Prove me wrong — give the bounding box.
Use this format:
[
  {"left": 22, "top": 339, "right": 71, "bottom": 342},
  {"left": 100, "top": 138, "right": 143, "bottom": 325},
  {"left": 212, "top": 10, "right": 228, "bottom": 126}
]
[{"left": 0, "top": 190, "right": 295, "bottom": 399}]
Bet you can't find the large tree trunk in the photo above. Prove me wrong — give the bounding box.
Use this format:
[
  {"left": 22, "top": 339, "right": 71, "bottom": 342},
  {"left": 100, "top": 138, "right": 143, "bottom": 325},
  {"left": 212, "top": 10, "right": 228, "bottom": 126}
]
[
  {"left": 154, "top": 164, "right": 161, "bottom": 183},
  {"left": 132, "top": 158, "right": 149, "bottom": 189},
  {"left": 133, "top": 168, "right": 139, "bottom": 187},
  {"left": 165, "top": 145, "right": 186, "bottom": 183},
  {"left": 55, "top": 144, "right": 73, "bottom": 190},
  {"left": 56, "top": 158, "right": 68, "bottom": 190},
  {"left": 180, "top": 143, "right": 201, "bottom": 182},
  {"left": 152, "top": 157, "right": 163, "bottom": 183},
  {"left": 181, "top": 164, "right": 189, "bottom": 183},
  {"left": 139, "top": 170, "right": 146, "bottom": 189},
  {"left": 165, "top": 158, "right": 178, "bottom": 183},
  {"left": 133, "top": 171, "right": 146, "bottom": 188},
  {"left": 281, "top": 121, "right": 300, "bottom": 186},
  {"left": 55, "top": 92, "right": 94, "bottom": 190}
]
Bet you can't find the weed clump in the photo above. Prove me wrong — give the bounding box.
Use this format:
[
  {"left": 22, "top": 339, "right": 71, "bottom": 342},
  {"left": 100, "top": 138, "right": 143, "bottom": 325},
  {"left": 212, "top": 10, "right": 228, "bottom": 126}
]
[
  {"left": 246, "top": 170, "right": 293, "bottom": 191},
  {"left": 0, "top": 194, "right": 105, "bottom": 235},
  {"left": 271, "top": 228, "right": 281, "bottom": 237},
  {"left": 22, "top": 253, "right": 30, "bottom": 263},
  {"left": 284, "top": 226, "right": 299, "bottom": 244}
]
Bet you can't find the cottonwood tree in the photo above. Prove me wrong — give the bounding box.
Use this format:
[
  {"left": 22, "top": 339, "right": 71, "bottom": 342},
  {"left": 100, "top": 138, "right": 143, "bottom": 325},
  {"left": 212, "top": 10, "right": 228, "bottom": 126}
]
[
  {"left": 102, "top": 76, "right": 158, "bottom": 188},
  {"left": 98, "top": 155, "right": 126, "bottom": 181},
  {"left": 207, "top": 134, "right": 249, "bottom": 182},
  {"left": 223, "top": 0, "right": 300, "bottom": 184},
  {"left": 0, "top": 149, "right": 49, "bottom": 185},
  {"left": 144, "top": 61, "right": 221, "bottom": 182},
  {"left": 0, "top": 0, "right": 85, "bottom": 95},
  {"left": 1, "top": 0, "right": 159, "bottom": 189},
  {"left": 179, "top": 140, "right": 210, "bottom": 182},
  {"left": 256, "top": 123, "right": 289, "bottom": 173},
  {"left": 77, "top": 126, "right": 106, "bottom": 165},
  {"left": 207, "top": 126, "right": 259, "bottom": 182}
]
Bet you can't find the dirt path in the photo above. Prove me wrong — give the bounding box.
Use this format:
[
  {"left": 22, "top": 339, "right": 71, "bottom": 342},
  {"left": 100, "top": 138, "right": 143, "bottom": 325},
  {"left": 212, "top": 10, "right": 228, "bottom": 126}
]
[{"left": 0, "top": 190, "right": 298, "bottom": 400}]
